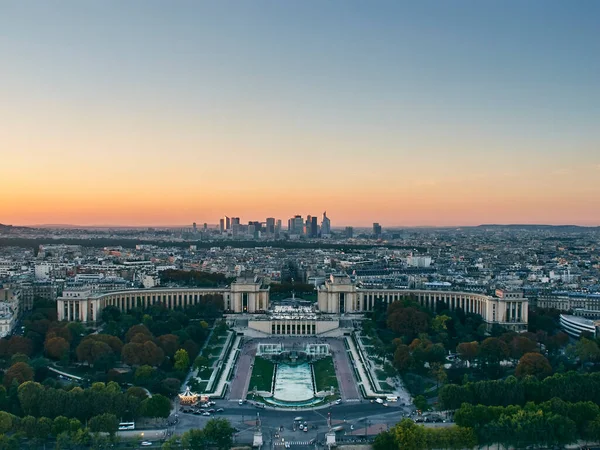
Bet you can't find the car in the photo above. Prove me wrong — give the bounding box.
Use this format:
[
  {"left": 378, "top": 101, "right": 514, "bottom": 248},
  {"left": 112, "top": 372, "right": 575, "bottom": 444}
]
[
  {"left": 239, "top": 400, "right": 244, "bottom": 405},
  {"left": 193, "top": 410, "right": 201, "bottom": 415},
  {"left": 350, "top": 425, "right": 354, "bottom": 430},
  {"left": 383, "top": 403, "right": 389, "bottom": 407},
  {"left": 141, "top": 442, "right": 152, "bottom": 447},
  {"left": 335, "top": 399, "right": 342, "bottom": 404},
  {"left": 208, "top": 401, "right": 216, "bottom": 406},
  {"left": 303, "top": 427, "right": 308, "bottom": 432},
  {"left": 208, "top": 409, "right": 216, "bottom": 413},
  {"left": 216, "top": 408, "right": 224, "bottom": 413},
  {"left": 202, "top": 412, "right": 211, "bottom": 416}
]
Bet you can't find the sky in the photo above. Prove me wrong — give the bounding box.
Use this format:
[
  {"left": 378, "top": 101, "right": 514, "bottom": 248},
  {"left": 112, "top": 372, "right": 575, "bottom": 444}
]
[{"left": 1, "top": 1, "right": 599, "bottom": 227}]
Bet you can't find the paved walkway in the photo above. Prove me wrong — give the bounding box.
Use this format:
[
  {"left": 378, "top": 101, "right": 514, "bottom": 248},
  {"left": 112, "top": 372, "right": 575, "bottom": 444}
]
[
  {"left": 229, "top": 339, "right": 255, "bottom": 400},
  {"left": 327, "top": 338, "right": 360, "bottom": 401}
]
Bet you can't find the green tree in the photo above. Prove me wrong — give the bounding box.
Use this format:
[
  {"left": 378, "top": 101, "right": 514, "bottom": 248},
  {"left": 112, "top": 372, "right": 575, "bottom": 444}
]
[
  {"left": 575, "top": 338, "right": 600, "bottom": 366},
  {"left": 174, "top": 349, "right": 190, "bottom": 371},
  {"left": 141, "top": 394, "right": 171, "bottom": 419},
  {"left": 202, "top": 418, "right": 235, "bottom": 450},
  {"left": 390, "top": 418, "right": 427, "bottom": 450},
  {"left": 134, "top": 365, "right": 155, "bottom": 385},
  {"left": 480, "top": 337, "right": 509, "bottom": 366},
  {"left": 17, "top": 381, "right": 43, "bottom": 416},
  {"left": 52, "top": 416, "right": 71, "bottom": 436},
  {"left": 373, "top": 429, "right": 398, "bottom": 450},
  {"left": 36, "top": 416, "right": 52, "bottom": 440},
  {"left": 413, "top": 395, "right": 428, "bottom": 412},
  {"left": 0, "top": 434, "right": 18, "bottom": 450},
  {"left": 19, "top": 415, "right": 38, "bottom": 438},
  {"left": 181, "top": 429, "right": 209, "bottom": 449},
  {"left": 0, "top": 411, "right": 13, "bottom": 434},
  {"left": 88, "top": 413, "right": 119, "bottom": 437}
]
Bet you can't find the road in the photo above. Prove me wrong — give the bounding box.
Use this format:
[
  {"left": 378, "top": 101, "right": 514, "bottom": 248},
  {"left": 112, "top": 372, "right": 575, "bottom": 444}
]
[{"left": 168, "top": 398, "right": 422, "bottom": 447}]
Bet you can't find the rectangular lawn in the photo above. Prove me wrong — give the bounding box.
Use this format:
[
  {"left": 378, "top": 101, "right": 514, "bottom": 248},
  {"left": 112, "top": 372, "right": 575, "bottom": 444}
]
[
  {"left": 248, "top": 357, "right": 275, "bottom": 393},
  {"left": 313, "top": 356, "right": 339, "bottom": 392}
]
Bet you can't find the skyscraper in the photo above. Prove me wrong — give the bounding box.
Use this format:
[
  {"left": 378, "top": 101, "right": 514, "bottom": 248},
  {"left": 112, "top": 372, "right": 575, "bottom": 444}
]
[
  {"left": 310, "top": 216, "right": 318, "bottom": 238},
  {"left": 321, "top": 212, "right": 331, "bottom": 237},
  {"left": 345, "top": 226, "right": 354, "bottom": 239},
  {"left": 224, "top": 216, "right": 231, "bottom": 231},
  {"left": 219, "top": 218, "right": 225, "bottom": 233},
  {"left": 373, "top": 223, "right": 382, "bottom": 238},
  {"left": 266, "top": 217, "right": 275, "bottom": 234}
]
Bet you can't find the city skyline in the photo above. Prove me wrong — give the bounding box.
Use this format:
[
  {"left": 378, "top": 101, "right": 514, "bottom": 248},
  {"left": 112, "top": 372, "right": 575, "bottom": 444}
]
[{"left": 2, "top": 1, "right": 600, "bottom": 227}]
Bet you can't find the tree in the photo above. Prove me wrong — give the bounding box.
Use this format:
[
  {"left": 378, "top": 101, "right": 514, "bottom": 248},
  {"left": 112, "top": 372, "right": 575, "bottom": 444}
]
[
  {"left": 44, "top": 336, "right": 70, "bottom": 360},
  {"left": 413, "top": 395, "right": 428, "bottom": 412},
  {"left": 575, "top": 338, "right": 600, "bottom": 366},
  {"left": 4, "top": 362, "right": 33, "bottom": 387},
  {"left": 125, "top": 324, "right": 152, "bottom": 342},
  {"left": 19, "top": 415, "right": 38, "bottom": 438},
  {"left": 158, "top": 334, "right": 180, "bottom": 358},
  {"left": 174, "top": 349, "right": 190, "bottom": 371},
  {"left": 17, "top": 381, "right": 43, "bottom": 416},
  {"left": 516, "top": 353, "right": 552, "bottom": 379},
  {"left": 393, "top": 344, "right": 411, "bottom": 372},
  {"left": 0, "top": 434, "right": 18, "bottom": 450},
  {"left": 510, "top": 336, "right": 538, "bottom": 360},
  {"left": 202, "top": 418, "right": 235, "bottom": 450},
  {"left": 387, "top": 305, "right": 429, "bottom": 338},
  {"left": 3, "top": 336, "right": 33, "bottom": 357},
  {"left": 88, "top": 413, "right": 119, "bottom": 437},
  {"left": 134, "top": 365, "right": 155, "bottom": 385},
  {"left": 480, "top": 337, "right": 509, "bottom": 366},
  {"left": 432, "top": 315, "right": 451, "bottom": 333},
  {"left": 76, "top": 338, "right": 115, "bottom": 366},
  {"left": 36, "top": 416, "right": 52, "bottom": 440},
  {"left": 141, "top": 394, "right": 171, "bottom": 419},
  {"left": 373, "top": 430, "right": 398, "bottom": 450},
  {"left": 181, "top": 429, "right": 209, "bottom": 449},
  {"left": 391, "top": 418, "right": 427, "bottom": 450},
  {"left": 52, "top": 416, "right": 71, "bottom": 436},
  {"left": 122, "top": 341, "right": 164, "bottom": 367},
  {"left": 456, "top": 341, "right": 479, "bottom": 365},
  {"left": 0, "top": 411, "right": 13, "bottom": 434}
]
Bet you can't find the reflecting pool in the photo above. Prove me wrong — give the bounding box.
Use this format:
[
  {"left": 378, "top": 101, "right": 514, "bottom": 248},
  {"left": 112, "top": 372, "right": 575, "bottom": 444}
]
[{"left": 272, "top": 363, "right": 314, "bottom": 402}]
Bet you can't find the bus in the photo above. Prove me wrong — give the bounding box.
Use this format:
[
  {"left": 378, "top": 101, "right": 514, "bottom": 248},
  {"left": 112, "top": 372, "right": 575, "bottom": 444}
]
[{"left": 118, "top": 422, "right": 135, "bottom": 431}]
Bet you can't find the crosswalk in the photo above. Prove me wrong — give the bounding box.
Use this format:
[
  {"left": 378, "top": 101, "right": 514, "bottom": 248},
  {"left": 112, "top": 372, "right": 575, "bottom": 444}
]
[{"left": 273, "top": 441, "right": 314, "bottom": 446}]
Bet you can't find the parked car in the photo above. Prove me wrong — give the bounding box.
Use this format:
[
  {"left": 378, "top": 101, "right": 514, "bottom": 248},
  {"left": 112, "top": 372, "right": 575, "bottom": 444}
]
[
  {"left": 216, "top": 408, "right": 224, "bottom": 413},
  {"left": 141, "top": 442, "right": 152, "bottom": 447},
  {"left": 202, "top": 412, "right": 211, "bottom": 416}
]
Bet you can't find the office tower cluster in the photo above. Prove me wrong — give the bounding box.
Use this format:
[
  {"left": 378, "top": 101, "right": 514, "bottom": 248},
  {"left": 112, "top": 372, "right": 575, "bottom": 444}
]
[
  {"left": 213, "top": 212, "right": 333, "bottom": 239},
  {"left": 287, "top": 212, "right": 331, "bottom": 238}
]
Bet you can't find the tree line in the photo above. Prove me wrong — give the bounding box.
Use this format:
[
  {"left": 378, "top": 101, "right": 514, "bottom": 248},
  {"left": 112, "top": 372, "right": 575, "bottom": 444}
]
[
  {"left": 440, "top": 371, "right": 600, "bottom": 410},
  {"left": 454, "top": 398, "right": 600, "bottom": 447},
  {"left": 373, "top": 419, "right": 476, "bottom": 450}
]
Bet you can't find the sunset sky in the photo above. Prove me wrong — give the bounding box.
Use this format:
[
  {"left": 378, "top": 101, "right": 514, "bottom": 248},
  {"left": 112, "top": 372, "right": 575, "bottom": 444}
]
[{"left": 1, "top": 1, "right": 599, "bottom": 227}]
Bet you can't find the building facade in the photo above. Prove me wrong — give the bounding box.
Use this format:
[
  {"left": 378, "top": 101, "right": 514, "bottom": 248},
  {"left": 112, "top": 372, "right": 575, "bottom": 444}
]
[
  {"left": 317, "top": 274, "right": 528, "bottom": 331},
  {"left": 57, "top": 274, "right": 528, "bottom": 331},
  {"left": 57, "top": 276, "right": 268, "bottom": 322}
]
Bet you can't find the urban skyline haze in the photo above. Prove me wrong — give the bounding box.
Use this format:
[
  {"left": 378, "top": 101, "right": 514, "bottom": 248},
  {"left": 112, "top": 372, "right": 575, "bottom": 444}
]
[{"left": 2, "top": 1, "right": 599, "bottom": 227}]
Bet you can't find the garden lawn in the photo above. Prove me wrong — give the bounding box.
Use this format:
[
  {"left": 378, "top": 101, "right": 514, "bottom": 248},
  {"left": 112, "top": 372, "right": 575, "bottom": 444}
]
[
  {"left": 248, "top": 357, "right": 275, "bottom": 392},
  {"left": 313, "top": 357, "right": 339, "bottom": 392}
]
